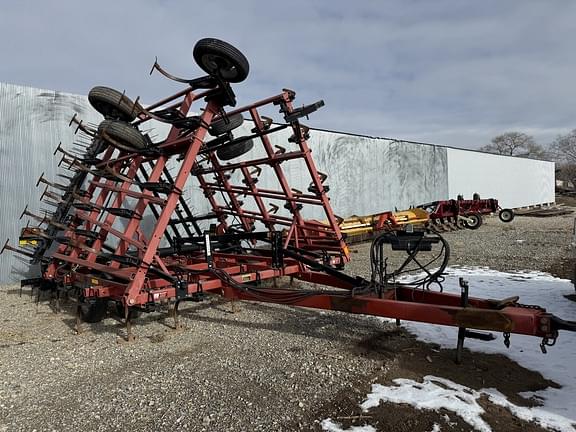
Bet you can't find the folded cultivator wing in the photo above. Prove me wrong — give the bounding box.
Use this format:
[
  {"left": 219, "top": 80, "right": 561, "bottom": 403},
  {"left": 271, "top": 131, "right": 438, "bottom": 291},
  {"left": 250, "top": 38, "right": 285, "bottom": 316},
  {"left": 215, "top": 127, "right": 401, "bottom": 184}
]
[{"left": 2, "top": 38, "right": 574, "bottom": 356}]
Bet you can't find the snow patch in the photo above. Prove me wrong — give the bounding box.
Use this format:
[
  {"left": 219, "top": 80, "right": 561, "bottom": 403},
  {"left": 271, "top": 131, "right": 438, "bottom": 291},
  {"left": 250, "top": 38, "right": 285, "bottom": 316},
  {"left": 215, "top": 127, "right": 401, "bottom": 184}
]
[
  {"left": 320, "top": 418, "right": 376, "bottom": 432},
  {"left": 360, "top": 376, "right": 576, "bottom": 432}
]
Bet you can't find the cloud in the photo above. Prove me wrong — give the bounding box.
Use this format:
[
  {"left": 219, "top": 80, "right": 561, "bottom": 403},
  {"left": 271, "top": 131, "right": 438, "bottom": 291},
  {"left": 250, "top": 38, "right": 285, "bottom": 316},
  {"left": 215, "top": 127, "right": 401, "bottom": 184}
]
[{"left": 1, "top": 0, "right": 575, "bottom": 148}]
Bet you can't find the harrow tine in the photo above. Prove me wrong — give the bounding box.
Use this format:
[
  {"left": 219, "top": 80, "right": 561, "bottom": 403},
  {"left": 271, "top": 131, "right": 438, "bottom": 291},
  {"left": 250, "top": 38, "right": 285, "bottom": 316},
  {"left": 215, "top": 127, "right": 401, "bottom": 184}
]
[
  {"left": 20, "top": 207, "right": 47, "bottom": 225},
  {"left": 40, "top": 208, "right": 56, "bottom": 218},
  {"left": 69, "top": 149, "right": 86, "bottom": 158},
  {"left": 69, "top": 114, "right": 96, "bottom": 137},
  {"left": 19, "top": 204, "right": 29, "bottom": 220},
  {"left": 71, "top": 192, "right": 103, "bottom": 211},
  {"left": 36, "top": 172, "right": 69, "bottom": 191},
  {"left": 68, "top": 113, "right": 78, "bottom": 127},
  {"left": 71, "top": 141, "right": 90, "bottom": 150},
  {"left": 34, "top": 231, "right": 98, "bottom": 254},
  {"left": 1, "top": 239, "right": 36, "bottom": 259},
  {"left": 53, "top": 141, "right": 77, "bottom": 159},
  {"left": 14, "top": 255, "right": 33, "bottom": 264},
  {"left": 57, "top": 154, "right": 76, "bottom": 168},
  {"left": 102, "top": 164, "right": 133, "bottom": 183},
  {"left": 131, "top": 96, "right": 141, "bottom": 118},
  {"left": 57, "top": 173, "right": 74, "bottom": 181},
  {"left": 40, "top": 185, "right": 62, "bottom": 202},
  {"left": 0, "top": 238, "right": 9, "bottom": 255},
  {"left": 45, "top": 218, "right": 70, "bottom": 231},
  {"left": 41, "top": 198, "right": 61, "bottom": 207}
]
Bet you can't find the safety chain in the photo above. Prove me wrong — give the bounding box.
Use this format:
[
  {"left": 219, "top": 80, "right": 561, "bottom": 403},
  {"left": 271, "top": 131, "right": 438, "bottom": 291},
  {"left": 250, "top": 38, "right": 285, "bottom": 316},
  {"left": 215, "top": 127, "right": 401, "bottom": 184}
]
[
  {"left": 503, "top": 332, "right": 511, "bottom": 348},
  {"left": 540, "top": 334, "right": 557, "bottom": 354}
]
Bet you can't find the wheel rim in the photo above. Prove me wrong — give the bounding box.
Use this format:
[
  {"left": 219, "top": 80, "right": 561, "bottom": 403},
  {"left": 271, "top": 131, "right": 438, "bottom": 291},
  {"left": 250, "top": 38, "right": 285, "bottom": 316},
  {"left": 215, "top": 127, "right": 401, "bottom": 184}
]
[
  {"left": 200, "top": 54, "right": 240, "bottom": 81},
  {"left": 500, "top": 211, "right": 512, "bottom": 222},
  {"left": 467, "top": 215, "right": 480, "bottom": 227}
]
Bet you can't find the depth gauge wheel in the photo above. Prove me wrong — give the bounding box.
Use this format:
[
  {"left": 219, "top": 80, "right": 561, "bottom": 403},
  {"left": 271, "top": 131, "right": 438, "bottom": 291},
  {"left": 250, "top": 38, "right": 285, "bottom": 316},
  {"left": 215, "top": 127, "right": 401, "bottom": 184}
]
[
  {"left": 98, "top": 120, "right": 147, "bottom": 150},
  {"left": 209, "top": 113, "right": 244, "bottom": 136},
  {"left": 79, "top": 298, "right": 107, "bottom": 323},
  {"left": 499, "top": 209, "right": 515, "bottom": 223},
  {"left": 88, "top": 86, "right": 142, "bottom": 122},
  {"left": 463, "top": 213, "right": 483, "bottom": 230},
  {"left": 216, "top": 138, "right": 254, "bottom": 160},
  {"left": 193, "top": 38, "right": 250, "bottom": 83}
]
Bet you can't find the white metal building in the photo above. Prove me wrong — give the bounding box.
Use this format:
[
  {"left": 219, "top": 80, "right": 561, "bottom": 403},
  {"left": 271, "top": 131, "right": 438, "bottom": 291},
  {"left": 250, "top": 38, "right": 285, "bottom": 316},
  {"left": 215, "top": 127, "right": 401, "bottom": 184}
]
[{"left": 0, "top": 82, "right": 555, "bottom": 282}]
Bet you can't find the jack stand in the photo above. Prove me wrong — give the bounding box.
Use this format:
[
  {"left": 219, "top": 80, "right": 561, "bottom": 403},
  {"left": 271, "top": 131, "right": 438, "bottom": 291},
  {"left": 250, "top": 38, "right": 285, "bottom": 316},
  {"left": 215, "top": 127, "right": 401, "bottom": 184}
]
[
  {"left": 75, "top": 305, "right": 82, "bottom": 335},
  {"left": 125, "top": 316, "right": 136, "bottom": 342},
  {"left": 230, "top": 297, "right": 240, "bottom": 314},
  {"left": 455, "top": 277, "right": 469, "bottom": 364},
  {"left": 172, "top": 300, "right": 184, "bottom": 331},
  {"left": 53, "top": 290, "right": 61, "bottom": 314}
]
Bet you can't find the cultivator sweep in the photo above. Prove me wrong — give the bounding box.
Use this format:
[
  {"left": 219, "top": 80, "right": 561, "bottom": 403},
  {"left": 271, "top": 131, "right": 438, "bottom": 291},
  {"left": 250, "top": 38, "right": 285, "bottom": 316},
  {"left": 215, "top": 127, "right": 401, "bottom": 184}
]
[{"left": 2, "top": 38, "right": 574, "bottom": 354}]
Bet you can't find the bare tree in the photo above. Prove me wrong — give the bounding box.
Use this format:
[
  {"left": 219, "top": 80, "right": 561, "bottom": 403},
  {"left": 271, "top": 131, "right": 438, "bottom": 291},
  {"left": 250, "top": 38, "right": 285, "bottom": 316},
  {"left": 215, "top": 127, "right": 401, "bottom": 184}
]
[
  {"left": 556, "top": 163, "right": 576, "bottom": 189},
  {"left": 550, "top": 129, "right": 576, "bottom": 164},
  {"left": 481, "top": 132, "right": 547, "bottom": 159},
  {"left": 550, "top": 130, "right": 576, "bottom": 188}
]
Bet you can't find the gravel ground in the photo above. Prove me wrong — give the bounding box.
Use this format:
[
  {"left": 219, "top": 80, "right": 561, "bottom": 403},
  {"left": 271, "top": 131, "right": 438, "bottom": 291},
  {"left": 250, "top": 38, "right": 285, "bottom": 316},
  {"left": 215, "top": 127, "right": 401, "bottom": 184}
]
[
  {"left": 346, "top": 212, "right": 575, "bottom": 279},
  {"left": 0, "top": 212, "right": 573, "bottom": 431}
]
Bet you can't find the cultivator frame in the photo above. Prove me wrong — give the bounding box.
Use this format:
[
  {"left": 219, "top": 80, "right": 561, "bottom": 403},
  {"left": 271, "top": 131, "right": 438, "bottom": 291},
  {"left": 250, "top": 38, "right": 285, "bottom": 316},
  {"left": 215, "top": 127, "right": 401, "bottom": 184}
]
[{"left": 2, "top": 38, "right": 574, "bottom": 352}]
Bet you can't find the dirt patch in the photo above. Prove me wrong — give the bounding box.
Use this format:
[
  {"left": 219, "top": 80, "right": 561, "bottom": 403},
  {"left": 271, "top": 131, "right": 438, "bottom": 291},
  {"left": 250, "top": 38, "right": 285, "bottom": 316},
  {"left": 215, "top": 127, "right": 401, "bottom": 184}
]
[
  {"left": 545, "top": 255, "right": 576, "bottom": 281},
  {"left": 304, "top": 330, "right": 560, "bottom": 431}
]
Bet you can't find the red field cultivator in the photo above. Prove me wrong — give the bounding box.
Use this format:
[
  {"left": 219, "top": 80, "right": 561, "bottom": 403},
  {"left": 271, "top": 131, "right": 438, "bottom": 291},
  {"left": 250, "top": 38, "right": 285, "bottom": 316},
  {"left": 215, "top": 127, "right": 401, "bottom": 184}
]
[
  {"left": 418, "top": 196, "right": 515, "bottom": 230},
  {"left": 2, "top": 39, "right": 574, "bottom": 356}
]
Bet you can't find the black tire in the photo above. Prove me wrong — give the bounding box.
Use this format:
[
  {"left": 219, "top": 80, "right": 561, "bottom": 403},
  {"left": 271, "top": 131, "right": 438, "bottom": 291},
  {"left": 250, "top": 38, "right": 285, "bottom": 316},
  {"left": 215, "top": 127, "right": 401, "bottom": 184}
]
[
  {"left": 193, "top": 38, "right": 249, "bottom": 83},
  {"left": 499, "top": 209, "right": 515, "bottom": 223},
  {"left": 209, "top": 113, "right": 244, "bottom": 136},
  {"left": 89, "top": 138, "right": 108, "bottom": 155},
  {"left": 98, "top": 120, "right": 147, "bottom": 150},
  {"left": 463, "top": 213, "right": 483, "bottom": 230},
  {"left": 216, "top": 138, "right": 254, "bottom": 160},
  {"left": 88, "top": 86, "right": 142, "bottom": 122},
  {"left": 79, "top": 299, "right": 107, "bottom": 323},
  {"left": 115, "top": 303, "right": 142, "bottom": 320}
]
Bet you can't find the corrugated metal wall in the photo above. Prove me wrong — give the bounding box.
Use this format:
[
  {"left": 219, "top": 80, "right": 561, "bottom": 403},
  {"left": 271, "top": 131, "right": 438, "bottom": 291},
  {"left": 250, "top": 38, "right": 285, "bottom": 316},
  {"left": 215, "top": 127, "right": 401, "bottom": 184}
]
[
  {"left": 0, "top": 83, "right": 103, "bottom": 283},
  {"left": 0, "top": 83, "right": 554, "bottom": 282}
]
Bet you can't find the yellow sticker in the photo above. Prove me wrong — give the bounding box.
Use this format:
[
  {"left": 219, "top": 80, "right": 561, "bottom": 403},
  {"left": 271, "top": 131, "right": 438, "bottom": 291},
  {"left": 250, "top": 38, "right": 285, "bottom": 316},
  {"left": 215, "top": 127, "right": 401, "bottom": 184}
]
[
  {"left": 241, "top": 274, "right": 251, "bottom": 282},
  {"left": 90, "top": 278, "right": 99, "bottom": 285}
]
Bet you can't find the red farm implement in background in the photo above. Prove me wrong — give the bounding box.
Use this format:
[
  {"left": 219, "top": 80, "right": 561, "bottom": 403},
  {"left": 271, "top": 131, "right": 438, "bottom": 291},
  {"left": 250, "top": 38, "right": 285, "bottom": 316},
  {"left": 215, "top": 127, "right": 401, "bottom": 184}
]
[
  {"left": 418, "top": 196, "right": 515, "bottom": 230},
  {"left": 2, "top": 38, "right": 574, "bottom": 358}
]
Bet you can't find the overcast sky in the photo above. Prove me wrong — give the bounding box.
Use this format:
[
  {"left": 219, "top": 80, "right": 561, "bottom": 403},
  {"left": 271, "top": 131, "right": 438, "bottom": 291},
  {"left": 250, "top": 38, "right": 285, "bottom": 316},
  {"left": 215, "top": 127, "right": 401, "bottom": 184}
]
[{"left": 1, "top": 1, "right": 575, "bottom": 149}]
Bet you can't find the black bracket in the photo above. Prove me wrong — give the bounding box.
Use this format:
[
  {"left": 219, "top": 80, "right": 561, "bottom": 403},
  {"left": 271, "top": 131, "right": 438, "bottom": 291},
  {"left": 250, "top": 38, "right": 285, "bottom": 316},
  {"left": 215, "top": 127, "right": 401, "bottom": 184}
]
[
  {"left": 455, "top": 277, "right": 469, "bottom": 364},
  {"left": 271, "top": 231, "right": 284, "bottom": 269},
  {"left": 105, "top": 208, "right": 142, "bottom": 220},
  {"left": 204, "top": 231, "right": 213, "bottom": 269},
  {"left": 283, "top": 100, "right": 325, "bottom": 123}
]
